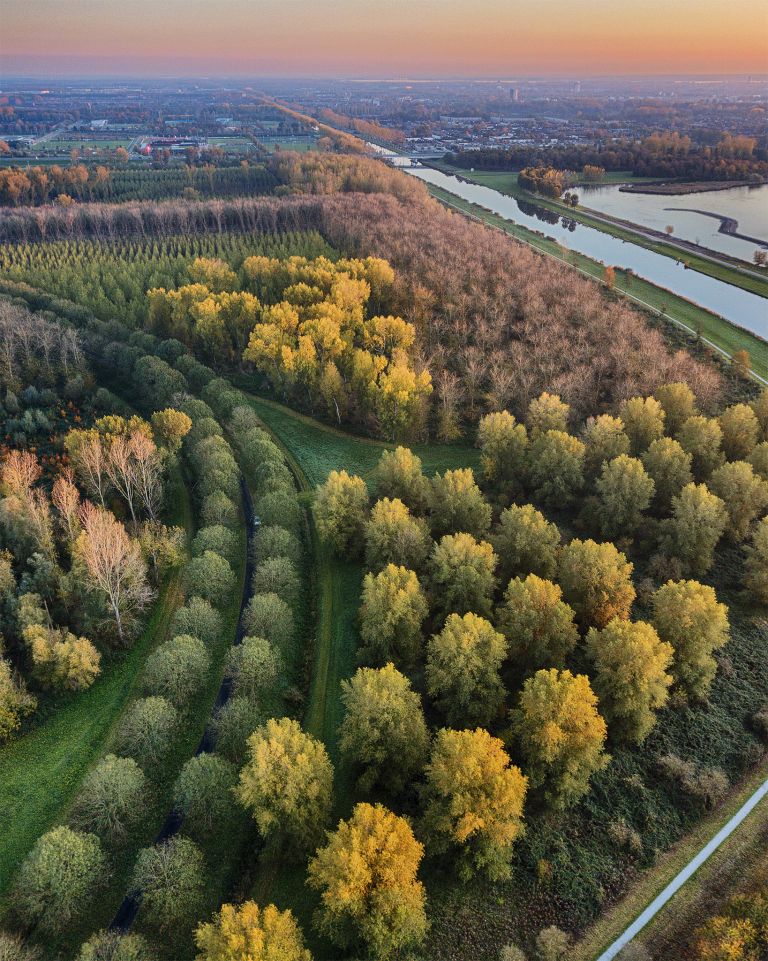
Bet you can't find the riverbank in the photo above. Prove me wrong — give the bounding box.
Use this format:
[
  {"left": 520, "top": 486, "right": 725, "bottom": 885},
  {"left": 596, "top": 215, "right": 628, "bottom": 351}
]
[{"left": 622, "top": 179, "right": 768, "bottom": 195}]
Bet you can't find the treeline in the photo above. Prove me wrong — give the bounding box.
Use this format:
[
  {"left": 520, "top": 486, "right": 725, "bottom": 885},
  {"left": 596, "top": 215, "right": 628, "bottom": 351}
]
[
  {"left": 446, "top": 131, "right": 768, "bottom": 181},
  {"left": 318, "top": 108, "right": 406, "bottom": 145},
  {"left": 0, "top": 163, "right": 277, "bottom": 207}
]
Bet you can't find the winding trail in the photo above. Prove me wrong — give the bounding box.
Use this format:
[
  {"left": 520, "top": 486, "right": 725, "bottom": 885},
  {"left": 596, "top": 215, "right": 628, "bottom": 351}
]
[{"left": 594, "top": 775, "right": 768, "bottom": 961}]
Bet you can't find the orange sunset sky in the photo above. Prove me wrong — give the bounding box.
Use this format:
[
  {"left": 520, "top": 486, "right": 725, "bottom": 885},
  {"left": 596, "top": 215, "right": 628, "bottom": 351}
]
[{"left": 1, "top": 0, "right": 767, "bottom": 76}]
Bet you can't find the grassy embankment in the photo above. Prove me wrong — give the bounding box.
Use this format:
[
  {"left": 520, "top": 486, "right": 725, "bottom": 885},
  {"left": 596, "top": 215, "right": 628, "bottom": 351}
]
[
  {"left": 436, "top": 165, "right": 768, "bottom": 298},
  {"left": 571, "top": 759, "right": 768, "bottom": 961},
  {"left": 426, "top": 183, "right": 768, "bottom": 383}
]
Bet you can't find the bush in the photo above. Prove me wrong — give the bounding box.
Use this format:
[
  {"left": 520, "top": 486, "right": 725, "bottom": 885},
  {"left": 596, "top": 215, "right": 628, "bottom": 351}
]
[
  {"left": 228, "top": 635, "right": 282, "bottom": 701},
  {"left": 143, "top": 635, "right": 210, "bottom": 708},
  {"left": 116, "top": 696, "right": 179, "bottom": 765},
  {"left": 0, "top": 931, "right": 40, "bottom": 961},
  {"left": 212, "top": 696, "right": 265, "bottom": 766},
  {"left": 76, "top": 930, "right": 152, "bottom": 961},
  {"left": 173, "top": 753, "right": 238, "bottom": 835},
  {"left": 243, "top": 593, "right": 294, "bottom": 648},
  {"left": 131, "top": 836, "right": 205, "bottom": 931},
  {"left": 71, "top": 754, "right": 148, "bottom": 841},
  {"left": 14, "top": 826, "right": 107, "bottom": 932},
  {"left": 657, "top": 754, "right": 729, "bottom": 808},
  {"left": 185, "top": 551, "right": 235, "bottom": 607},
  {"left": 192, "top": 524, "right": 238, "bottom": 563},
  {"left": 171, "top": 596, "right": 222, "bottom": 648},
  {"left": 535, "top": 926, "right": 571, "bottom": 961},
  {"left": 252, "top": 556, "right": 300, "bottom": 606}
]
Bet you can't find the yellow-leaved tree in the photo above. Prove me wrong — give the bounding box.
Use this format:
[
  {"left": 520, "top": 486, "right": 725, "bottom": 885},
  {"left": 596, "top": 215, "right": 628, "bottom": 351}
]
[{"left": 195, "top": 900, "right": 312, "bottom": 961}]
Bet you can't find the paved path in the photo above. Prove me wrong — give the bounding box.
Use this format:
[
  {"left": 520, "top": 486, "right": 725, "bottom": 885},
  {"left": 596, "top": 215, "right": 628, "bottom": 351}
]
[{"left": 594, "top": 776, "right": 768, "bottom": 961}]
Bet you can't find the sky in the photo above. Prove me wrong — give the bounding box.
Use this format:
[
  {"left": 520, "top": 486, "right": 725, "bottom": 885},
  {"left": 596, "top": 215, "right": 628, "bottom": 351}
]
[{"left": 1, "top": 0, "right": 767, "bottom": 78}]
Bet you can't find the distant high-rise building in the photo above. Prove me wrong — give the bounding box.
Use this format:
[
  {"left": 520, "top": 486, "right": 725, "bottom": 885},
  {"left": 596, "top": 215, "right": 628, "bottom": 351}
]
[
  {"left": 511, "top": 87, "right": 520, "bottom": 102},
  {"left": 573, "top": 80, "right": 582, "bottom": 93}
]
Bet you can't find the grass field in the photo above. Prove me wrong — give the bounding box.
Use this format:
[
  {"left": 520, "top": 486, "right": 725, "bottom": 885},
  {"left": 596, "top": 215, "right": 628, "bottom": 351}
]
[
  {"left": 0, "top": 467, "right": 191, "bottom": 899},
  {"left": 436, "top": 165, "right": 768, "bottom": 298},
  {"left": 427, "top": 184, "right": 768, "bottom": 382}
]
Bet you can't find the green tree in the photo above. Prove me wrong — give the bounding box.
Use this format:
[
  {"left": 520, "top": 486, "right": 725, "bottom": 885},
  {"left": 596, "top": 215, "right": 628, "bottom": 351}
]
[
  {"left": 185, "top": 551, "right": 235, "bottom": 607},
  {"left": 192, "top": 525, "right": 237, "bottom": 563},
  {"left": 526, "top": 392, "right": 570, "bottom": 436},
  {"left": 116, "top": 696, "right": 178, "bottom": 766},
  {"left": 236, "top": 717, "right": 333, "bottom": 852},
  {"left": 641, "top": 437, "right": 693, "bottom": 513},
  {"left": 243, "top": 593, "right": 294, "bottom": 647},
  {"left": 596, "top": 455, "right": 655, "bottom": 538},
  {"left": 132, "top": 836, "right": 205, "bottom": 931},
  {"left": 228, "top": 635, "right": 282, "bottom": 702},
  {"left": 527, "top": 430, "right": 585, "bottom": 508},
  {"left": 339, "top": 664, "right": 429, "bottom": 793},
  {"left": 619, "top": 396, "right": 665, "bottom": 455},
  {"left": 14, "top": 826, "right": 107, "bottom": 932},
  {"left": 422, "top": 728, "right": 527, "bottom": 881},
  {"left": 678, "top": 415, "right": 724, "bottom": 479},
  {"left": 586, "top": 619, "right": 673, "bottom": 743},
  {"left": 253, "top": 525, "right": 302, "bottom": 566},
  {"left": 477, "top": 411, "right": 529, "bottom": 495},
  {"left": 172, "top": 596, "right": 222, "bottom": 648},
  {"left": 652, "top": 580, "right": 729, "bottom": 699},
  {"left": 429, "top": 532, "right": 497, "bottom": 620},
  {"left": 143, "top": 634, "right": 210, "bottom": 709},
  {"left": 654, "top": 382, "right": 697, "bottom": 436},
  {"left": 358, "top": 564, "right": 428, "bottom": 667},
  {"left": 428, "top": 468, "right": 492, "bottom": 539},
  {"left": 666, "top": 483, "right": 728, "bottom": 576},
  {"left": 195, "top": 900, "right": 312, "bottom": 961},
  {"left": 252, "top": 556, "right": 300, "bottom": 606},
  {"left": 491, "top": 503, "right": 561, "bottom": 584},
  {"left": 557, "top": 539, "right": 636, "bottom": 628},
  {"left": 372, "top": 446, "right": 430, "bottom": 513},
  {"left": 719, "top": 403, "right": 760, "bottom": 461},
  {"left": 496, "top": 575, "right": 578, "bottom": 674},
  {"left": 72, "top": 754, "right": 148, "bottom": 841},
  {"left": 364, "top": 497, "right": 432, "bottom": 572},
  {"left": 709, "top": 461, "right": 768, "bottom": 542},
  {"left": 426, "top": 613, "right": 506, "bottom": 727},
  {"left": 0, "top": 657, "right": 35, "bottom": 743},
  {"left": 512, "top": 669, "right": 608, "bottom": 809},
  {"left": 314, "top": 470, "right": 369, "bottom": 557},
  {"left": 582, "top": 414, "right": 630, "bottom": 476},
  {"left": 308, "top": 802, "right": 427, "bottom": 960},
  {"left": 745, "top": 516, "right": 768, "bottom": 604},
  {"left": 173, "top": 753, "right": 238, "bottom": 836},
  {"left": 76, "top": 930, "right": 152, "bottom": 961}
]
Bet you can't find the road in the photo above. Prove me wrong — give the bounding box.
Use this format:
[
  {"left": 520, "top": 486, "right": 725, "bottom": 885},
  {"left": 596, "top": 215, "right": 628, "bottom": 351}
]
[{"left": 594, "top": 775, "right": 768, "bottom": 961}]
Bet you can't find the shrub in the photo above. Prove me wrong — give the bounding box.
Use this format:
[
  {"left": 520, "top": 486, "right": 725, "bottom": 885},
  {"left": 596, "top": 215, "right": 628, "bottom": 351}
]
[
  {"left": 173, "top": 753, "right": 238, "bottom": 835},
  {"left": 228, "top": 635, "right": 282, "bottom": 702},
  {"left": 192, "top": 524, "right": 237, "bottom": 562},
  {"left": 116, "top": 696, "right": 178, "bottom": 765},
  {"left": 497, "top": 574, "right": 578, "bottom": 674},
  {"left": 14, "top": 826, "right": 107, "bottom": 932},
  {"left": 558, "top": 538, "right": 635, "bottom": 628},
  {"left": 243, "top": 593, "right": 294, "bottom": 648},
  {"left": 171, "top": 596, "right": 222, "bottom": 648},
  {"left": 491, "top": 503, "right": 561, "bottom": 584},
  {"left": 71, "top": 754, "right": 148, "bottom": 841},
  {"left": 132, "top": 836, "right": 205, "bottom": 931},
  {"left": 429, "top": 532, "right": 497, "bottom": 620},
  {"left": 195, "top": 901, "right": 311, "bottom": 961},
  {"left": 0, "top": 931, "right": 40, "bottom": 961},
  {"left": 252, "top": 556, "right": 300, "bottom": 606},
  {"left": 535, "top": 926, "right": 572, "bottom": 961},
  {"left": 657, "top": 754, "right": 729, "bottom": 808},
  {"left": 185, "top": 551, "right": 235, "bottom": 607},
  {"left": 143, "top": 635, "right": 210, "bottom": 708}
]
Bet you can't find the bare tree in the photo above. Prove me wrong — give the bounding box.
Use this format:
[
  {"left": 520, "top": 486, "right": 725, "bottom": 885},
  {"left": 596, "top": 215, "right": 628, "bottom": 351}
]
[{"left": 52, "top": 469, "right": 81, "bottom": 543}]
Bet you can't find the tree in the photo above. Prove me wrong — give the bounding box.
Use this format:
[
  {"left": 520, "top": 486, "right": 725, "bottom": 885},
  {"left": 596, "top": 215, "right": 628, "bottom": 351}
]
[
  {"left": 527, "top": 430, "right": 585, "bottom": 508},
  {"left": 252, "top": 556, "right": 300, "bottom": 606},
  {"left": 641, "top": 437, "right": 693, "bottom": 513},
  {"left": 429, "top": 532, "right": 497, "bottom": 620},
  {"left": 666, "top": 483, "right": 728, "bottom": 576},
  {"left": 22, "top": 624, "right": 101, "bottom": 692},
  {"left": 426, "top": 613, "right": 506, "bottom": 727},
  {"left": 132, "top": 837, "right": 205, "bottom": 931},
  {"left": 74, "top": 503, "right": 152, "bottom": 645},
  {"left": 491, "top": 504, "right": 561, "bottom": 584},
  {"left": 596, "top": 455, "right": 655, "bottom": 538},
  {"left": 719, "top": 403, "right": 760, "bottom": 461},
  {"left": 185, "top": 550, "right": 235, "bottom": 607},
  {"left": 144, "top": 634, "right": 210, "bottom": 708},
  {"left": 0, "top": 657, "right": 35, "bottom": 742},
  {"left": 117, "top": 696, "right": 178, "bottom": 766},
  {"left": 307, "top": 802, "right": 427, "bottom": 960},
  {"left": 314, "top": 470, "right": 368, "bottom": 557},
  {"left": 174, "top": 753, "right": 238, "bottom": 836},
  {"left": 76, "top": 930, "right": 152, "bottom": 961},
  {"left": 557, "top": 539, "right": 635, "bottom": 628},
  {"left": 195, "top": 900, "right": 312, "bottom": 961},
  {"left": 151, "top": 408, "right": 192, "bottom": 453},
  {"left": 422, "top": 728, "right": 527, "bottom": 881},
  {"left": 201, "top": 491, "right": 238, "bottom": 528},
  {"left": 72, "top": 754, "right": 148, "bottom": 841},
  {"left": 535, "top": 926, "right": 572, "bottom": 961},
  {"left": 372, "top": 446, "right": 430, "bottom": 513},
  {"left": 211, "top": 696, "right": 265, "bottom": 767},
  {"left": 654, "top": 382, "right": 697, "bottom": 436},
  {"left": 254, "top": 525, "right": 302, "bottom": 566},
  {"left": 477, "top": 411, "right": 529, "bottom": 495},
  {"left": 339, "top": 664, "right": 428, "bottom": 794},
  {"left": 512, "top": 669, "right": 608, "bottom": 809},
  {"left": 678, "top": 415, "right": 725, "bottom": 479},
  {"left": 428, "top": 468, "right": 492, "bottom": 539},
  {"left": 228, "top": 636, "right": 282, "bottom": 702},
  {"left": 243, "top": 593, "right": 294, "bottom": 647},
  {"left": 0, "top": 931, "right": 41, "bottom": 961},
  {"left": 619, "top": 396, "right": 665, "bottom": 455},
  {"left": 652, "top": 580, "right": 729, "bottom": 699},
  {"left": 172, "top": 596, "right": 222, "bottom": 648},
  {"left": 192, "top": 525, "right": 237, "bottom": 563},
  {"left": 750, "top": 387, "right": 768, "bottom": 438},
  {"left": 364, "top": 497, "right": 432, "bottom": 572},
  {"left": 586, "top": 619, "right": 673, "bottom": 743},
  {"left": 358, "top": 564, "right": 428, "bottom": 667},
  {"left": 497, "top": 575, "right": 578, "bottom": 674},
  {"left": 748, "top": 442, "right": 768, "bottom": 481},
  {"left": 582, "top": 414, "right": 630, "bottom": 476},
  {"left": 709, "top": 461, "right": 768, "bottom": 542},
  {"left": 526, "top": 392, "right": 570, "bottom": 436},
  {"left": 236, "top": 717, "right": 333, "bottom": 852},
  {"left": 14, "top": 826, "right": 107, "bottom": 932},
  {"left": 745, "top": 517, "right": 768, "bottom": 604}
]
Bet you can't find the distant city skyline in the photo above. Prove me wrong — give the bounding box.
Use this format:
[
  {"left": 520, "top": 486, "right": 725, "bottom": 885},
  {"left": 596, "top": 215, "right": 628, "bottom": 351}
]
[{"left": 2, "top": 0, "right": 767, "bottom": 78}]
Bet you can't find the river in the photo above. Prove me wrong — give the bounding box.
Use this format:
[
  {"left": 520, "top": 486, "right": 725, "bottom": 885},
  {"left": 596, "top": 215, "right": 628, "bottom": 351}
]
[{"left": 401, "top": 164, "right": 768, "bottom": 339}]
